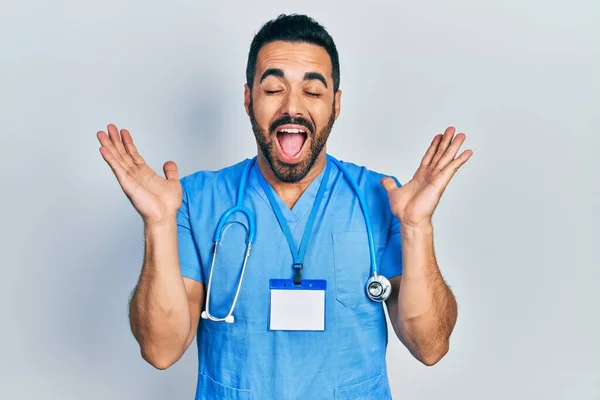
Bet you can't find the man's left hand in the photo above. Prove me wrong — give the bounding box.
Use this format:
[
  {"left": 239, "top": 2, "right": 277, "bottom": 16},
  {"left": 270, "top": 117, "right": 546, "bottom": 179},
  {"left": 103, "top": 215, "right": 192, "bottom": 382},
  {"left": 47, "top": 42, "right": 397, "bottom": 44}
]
[{"left": 381, "top": 126, "right": 473, "bottom": 228}]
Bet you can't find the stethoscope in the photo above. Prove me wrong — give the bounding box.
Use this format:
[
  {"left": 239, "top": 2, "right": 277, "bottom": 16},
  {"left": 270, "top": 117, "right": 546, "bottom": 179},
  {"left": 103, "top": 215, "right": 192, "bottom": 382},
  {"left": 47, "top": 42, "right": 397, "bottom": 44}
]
[{"left": 200, "top": 154, "right": 392, "bottom": 324}]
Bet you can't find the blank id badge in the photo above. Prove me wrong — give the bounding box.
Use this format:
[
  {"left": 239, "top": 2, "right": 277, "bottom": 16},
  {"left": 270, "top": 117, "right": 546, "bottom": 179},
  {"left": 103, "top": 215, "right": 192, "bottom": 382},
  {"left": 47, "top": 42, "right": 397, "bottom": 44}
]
[{"left": 269, "top": 279, "right": 326, "bottom": 331}]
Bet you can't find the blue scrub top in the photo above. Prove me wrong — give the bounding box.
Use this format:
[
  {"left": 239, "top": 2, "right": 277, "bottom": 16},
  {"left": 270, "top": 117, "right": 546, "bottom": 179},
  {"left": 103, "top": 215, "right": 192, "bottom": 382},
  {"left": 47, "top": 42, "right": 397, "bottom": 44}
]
[{"left": 177, "top": 155, "right": 403, "bottom": 400}]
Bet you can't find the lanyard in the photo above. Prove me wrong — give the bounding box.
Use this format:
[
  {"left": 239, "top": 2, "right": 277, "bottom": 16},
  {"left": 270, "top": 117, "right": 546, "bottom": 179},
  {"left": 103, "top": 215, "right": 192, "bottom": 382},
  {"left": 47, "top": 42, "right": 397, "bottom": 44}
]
[{"left": 255, "top": 160, "right": 331, "bottom": 285}]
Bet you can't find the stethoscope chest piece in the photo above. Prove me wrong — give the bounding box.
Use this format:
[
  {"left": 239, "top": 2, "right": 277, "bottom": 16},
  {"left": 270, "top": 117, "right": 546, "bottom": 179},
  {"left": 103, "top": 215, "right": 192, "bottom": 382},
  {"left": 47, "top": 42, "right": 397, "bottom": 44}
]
[{"left": 365, "top": 274, "right": 391, "bottom": 302}]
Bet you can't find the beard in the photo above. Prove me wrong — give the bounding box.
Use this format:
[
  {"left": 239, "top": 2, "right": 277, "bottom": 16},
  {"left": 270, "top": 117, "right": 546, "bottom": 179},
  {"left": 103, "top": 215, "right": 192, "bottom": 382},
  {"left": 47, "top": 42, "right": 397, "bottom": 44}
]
[{"left": 249, "top": 99, "right": 336, "bottom": 183}]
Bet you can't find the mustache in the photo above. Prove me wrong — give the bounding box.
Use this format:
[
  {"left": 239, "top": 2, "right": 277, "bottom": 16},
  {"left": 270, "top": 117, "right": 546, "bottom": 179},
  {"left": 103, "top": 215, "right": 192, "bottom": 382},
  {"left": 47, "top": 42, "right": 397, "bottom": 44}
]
[{"left": 269, "top": 115, "right": 315, "bottom": 135}]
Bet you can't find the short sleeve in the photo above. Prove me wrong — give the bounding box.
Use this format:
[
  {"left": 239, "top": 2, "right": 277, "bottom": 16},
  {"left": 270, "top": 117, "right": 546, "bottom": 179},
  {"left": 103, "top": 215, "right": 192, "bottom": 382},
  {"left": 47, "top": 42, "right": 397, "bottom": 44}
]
[
  {"left": 379, "top": 175, "right": 403, "bottom": 278},
  {"left": 177, "top": 180, "right": 203, "bottom": 283}
]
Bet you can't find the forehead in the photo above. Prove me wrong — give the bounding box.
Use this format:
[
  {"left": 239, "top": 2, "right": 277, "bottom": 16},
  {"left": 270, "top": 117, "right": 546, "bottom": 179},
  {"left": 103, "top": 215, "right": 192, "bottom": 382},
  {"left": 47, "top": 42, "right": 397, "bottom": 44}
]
[{"left": 255, "top": 41, "right": 332, "bottom": 81}]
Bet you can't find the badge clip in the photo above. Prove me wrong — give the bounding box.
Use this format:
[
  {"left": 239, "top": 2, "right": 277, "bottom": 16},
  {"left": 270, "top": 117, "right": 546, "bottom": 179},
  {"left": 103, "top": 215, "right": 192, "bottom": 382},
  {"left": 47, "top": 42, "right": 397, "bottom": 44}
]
[{"left": 293, "top": 263, "right": 303, "bottom": 285}]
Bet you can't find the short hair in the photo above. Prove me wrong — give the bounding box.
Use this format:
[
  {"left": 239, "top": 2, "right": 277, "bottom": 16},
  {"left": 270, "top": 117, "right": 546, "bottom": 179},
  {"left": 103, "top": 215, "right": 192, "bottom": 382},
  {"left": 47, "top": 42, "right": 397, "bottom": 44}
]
[{"left": 246, "top": 14, "right": 341, "bottom": 92}]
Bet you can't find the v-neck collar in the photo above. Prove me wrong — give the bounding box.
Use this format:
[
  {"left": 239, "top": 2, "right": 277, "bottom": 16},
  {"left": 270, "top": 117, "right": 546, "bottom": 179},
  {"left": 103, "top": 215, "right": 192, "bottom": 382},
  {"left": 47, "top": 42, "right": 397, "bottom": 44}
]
[{"left": 249, "top": 158, "right": 334, "bottom": 224}]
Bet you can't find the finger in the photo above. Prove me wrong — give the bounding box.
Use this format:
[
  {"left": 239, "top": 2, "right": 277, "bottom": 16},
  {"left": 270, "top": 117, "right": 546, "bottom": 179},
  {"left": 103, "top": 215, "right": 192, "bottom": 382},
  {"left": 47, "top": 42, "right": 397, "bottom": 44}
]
[
  {"left": 439, "top": 149, "right": 473, "bottom": 183},
  {"left": 420, "top": 134, "right": 443, "bottom": 167},
  {"left": 99, "top": 144, "right": 130, "bottom": 185},
  {"left": 99, "top": 126, "right": 125, "bottom": 166},
  {"left": 380, "top": 177, "right": 399, "bottom": 194},
  {"left": 430, "top": 126, "right": 456, "bottom": 167},
  {"left": 120, "top": 128, "right": 146, "bottom": 165},
  {"left": 97, "top": 130, "right": 128, "bottom": 170},
  {"left": 436, "top": 133, "right": 466, "bottom": 170},
  {"left": 163, "top": 161, "right": 179, "bottom": 182},
  {"left": 107, "top": 124, "right": 134, "bottom": 168}
]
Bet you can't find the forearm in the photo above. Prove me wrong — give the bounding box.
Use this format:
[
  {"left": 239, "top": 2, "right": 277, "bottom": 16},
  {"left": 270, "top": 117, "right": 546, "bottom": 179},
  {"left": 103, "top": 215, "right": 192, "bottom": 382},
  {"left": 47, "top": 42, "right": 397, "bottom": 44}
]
[
  {"left": 396, "top": 223, "right": 457, "bottom": 364},
  {"left": 129, "top": 218, "right": 191, "bottom": 367}
]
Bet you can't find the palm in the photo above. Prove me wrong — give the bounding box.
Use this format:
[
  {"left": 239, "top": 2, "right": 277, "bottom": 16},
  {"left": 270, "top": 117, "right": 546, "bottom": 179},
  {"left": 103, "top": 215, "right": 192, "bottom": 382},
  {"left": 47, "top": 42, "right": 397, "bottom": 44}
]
[
  {"left": 382, "top": 127, "right": 473, "bottom": 227},
  {"left": 97, "top": 124, "right": 182, "bottom": 224},
  {"left": 123, "top": 163, "right": 182, "bottom": 221}
]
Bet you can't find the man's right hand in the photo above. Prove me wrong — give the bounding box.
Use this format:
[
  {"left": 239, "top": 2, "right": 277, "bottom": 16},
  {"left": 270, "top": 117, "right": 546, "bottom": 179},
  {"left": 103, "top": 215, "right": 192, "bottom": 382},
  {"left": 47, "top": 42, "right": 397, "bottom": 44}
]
[{"left": 97, "top": 124, "right": 183, "bottom": 225}]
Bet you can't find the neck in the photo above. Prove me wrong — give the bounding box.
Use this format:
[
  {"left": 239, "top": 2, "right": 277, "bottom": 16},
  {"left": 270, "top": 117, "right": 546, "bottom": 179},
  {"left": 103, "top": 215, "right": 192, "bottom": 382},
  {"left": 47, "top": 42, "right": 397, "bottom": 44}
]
[{"left": 257, "top": 151, "right": 327, "bottom": 209}]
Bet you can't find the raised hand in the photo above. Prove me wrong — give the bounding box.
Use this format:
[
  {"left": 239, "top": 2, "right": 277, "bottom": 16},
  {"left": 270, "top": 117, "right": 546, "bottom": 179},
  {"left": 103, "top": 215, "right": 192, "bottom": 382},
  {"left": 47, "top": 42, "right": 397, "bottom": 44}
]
[
  {"left": 97, "top": 124, "right": 183, "bottom": 225},
  {"left": 381, "top": 126, "right": 473, "bottom": 228}
]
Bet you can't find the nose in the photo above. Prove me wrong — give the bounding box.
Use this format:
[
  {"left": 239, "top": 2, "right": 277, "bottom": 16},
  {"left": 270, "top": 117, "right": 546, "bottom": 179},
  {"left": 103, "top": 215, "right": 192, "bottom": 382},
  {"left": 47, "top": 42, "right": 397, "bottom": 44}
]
[{"left": 280, "top": 90, "right": 304, "bottom": 118}]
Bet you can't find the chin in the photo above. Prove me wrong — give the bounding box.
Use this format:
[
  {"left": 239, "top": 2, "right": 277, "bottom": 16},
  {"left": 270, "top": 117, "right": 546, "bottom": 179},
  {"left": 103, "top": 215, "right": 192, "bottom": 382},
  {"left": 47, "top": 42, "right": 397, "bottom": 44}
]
[{"left": 268, "top": 151, "right": 313, "bottom": 183}]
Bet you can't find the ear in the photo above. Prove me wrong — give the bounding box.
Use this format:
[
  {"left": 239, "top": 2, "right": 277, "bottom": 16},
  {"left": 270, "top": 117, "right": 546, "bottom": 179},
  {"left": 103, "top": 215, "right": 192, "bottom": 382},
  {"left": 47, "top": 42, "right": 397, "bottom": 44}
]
[
  {"left": 334, "top": 89, "right": 342, "bottom": 120},
  {"left": 244, "top": 84, "right": 251, "bottom": 116}
]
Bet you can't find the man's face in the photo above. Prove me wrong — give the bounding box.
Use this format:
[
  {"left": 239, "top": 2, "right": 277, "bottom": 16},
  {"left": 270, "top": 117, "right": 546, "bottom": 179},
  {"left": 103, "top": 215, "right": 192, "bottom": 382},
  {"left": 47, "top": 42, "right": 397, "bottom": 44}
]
[{"left": 245, "top": 41, "right": 341, "bottom": 183}]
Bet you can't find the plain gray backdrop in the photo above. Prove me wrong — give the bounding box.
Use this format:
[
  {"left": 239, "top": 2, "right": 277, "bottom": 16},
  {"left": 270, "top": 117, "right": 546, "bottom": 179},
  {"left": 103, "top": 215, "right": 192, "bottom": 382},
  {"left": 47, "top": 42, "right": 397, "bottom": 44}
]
[{"left": 1, "top": 1, "right": 598, "bottom": 399}]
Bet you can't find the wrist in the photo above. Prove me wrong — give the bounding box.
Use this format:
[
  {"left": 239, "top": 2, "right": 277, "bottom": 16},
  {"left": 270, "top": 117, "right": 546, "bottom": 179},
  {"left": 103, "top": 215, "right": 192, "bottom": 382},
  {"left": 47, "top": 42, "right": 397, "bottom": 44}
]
[
  {"left": 400, "top": 221, "right": 434, "bottom": 241},
  {"left": 144, "top": 216, "right": 178, "bottom": 235},
  {"left": 400, "top": 220, "right": 433, "bottom": 233}
]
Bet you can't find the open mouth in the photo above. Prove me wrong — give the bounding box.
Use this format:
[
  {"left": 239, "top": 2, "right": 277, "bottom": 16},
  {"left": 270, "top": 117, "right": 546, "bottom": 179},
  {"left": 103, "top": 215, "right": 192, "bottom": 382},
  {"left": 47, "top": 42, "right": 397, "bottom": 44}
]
[{"left": 275, "top": 125, "right": 308, "bottom": 162}]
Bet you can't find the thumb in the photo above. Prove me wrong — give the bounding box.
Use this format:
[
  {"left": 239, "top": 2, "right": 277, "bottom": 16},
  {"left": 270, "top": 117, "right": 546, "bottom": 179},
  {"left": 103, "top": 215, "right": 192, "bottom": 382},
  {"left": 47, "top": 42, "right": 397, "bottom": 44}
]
[
  {"left": 380, "top": 177, "right": 399, "bottom": 194},
  {"left": 163, "top": 161, "right": 179, "bottom": 181}
]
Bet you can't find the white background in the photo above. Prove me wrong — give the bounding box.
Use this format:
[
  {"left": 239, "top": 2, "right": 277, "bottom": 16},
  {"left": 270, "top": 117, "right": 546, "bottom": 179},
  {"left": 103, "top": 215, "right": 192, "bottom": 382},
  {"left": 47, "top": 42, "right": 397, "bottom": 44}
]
[{"left": 1, "top": 1, "right": 598, "bottom": 399}]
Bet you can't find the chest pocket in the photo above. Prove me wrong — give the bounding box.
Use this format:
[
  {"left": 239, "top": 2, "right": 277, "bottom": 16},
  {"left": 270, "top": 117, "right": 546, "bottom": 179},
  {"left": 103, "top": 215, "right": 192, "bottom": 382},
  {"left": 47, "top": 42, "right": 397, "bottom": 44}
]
[{"left": 332, "top": 230, "right": 387, "bottom": 309}]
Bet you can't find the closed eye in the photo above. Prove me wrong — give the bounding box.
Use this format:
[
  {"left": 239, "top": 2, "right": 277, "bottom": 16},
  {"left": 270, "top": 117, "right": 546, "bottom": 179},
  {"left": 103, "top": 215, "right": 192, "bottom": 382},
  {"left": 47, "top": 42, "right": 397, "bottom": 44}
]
[
  {"left": 265, "top": 90, "right": 283, "bottom": 94},
  {"left": 305, "top": 92, "right": 323, "bottom": 98}
]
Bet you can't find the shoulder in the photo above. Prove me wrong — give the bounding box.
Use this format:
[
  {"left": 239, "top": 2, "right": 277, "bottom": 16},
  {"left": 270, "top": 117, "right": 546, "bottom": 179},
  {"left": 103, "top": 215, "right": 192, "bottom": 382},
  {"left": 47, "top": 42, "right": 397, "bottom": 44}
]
[
  {"left": 180, "top": 159, "right": 251, "bottom": 202},
  {"left": 331, "top": 156, "right": 402, "bottom": 188},
  {"left": 329, "top": 155, "right": 400, "bottom": 233},
  {"left": 179, "top": 158, "right": 252, "bottom": 194}
]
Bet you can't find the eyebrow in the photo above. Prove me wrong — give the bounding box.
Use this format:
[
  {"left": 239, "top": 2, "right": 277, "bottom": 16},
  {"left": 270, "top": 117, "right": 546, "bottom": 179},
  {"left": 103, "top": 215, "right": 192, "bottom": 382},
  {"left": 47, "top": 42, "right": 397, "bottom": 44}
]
[
  {"left": 260, "top": 68, "right": 284, "bottom": 83},
  {"left": 259, "top": 68, "right": 328, "bottom": 88},
  {"left": 304, "top": 72, "right": 328, "bottom": 88}
]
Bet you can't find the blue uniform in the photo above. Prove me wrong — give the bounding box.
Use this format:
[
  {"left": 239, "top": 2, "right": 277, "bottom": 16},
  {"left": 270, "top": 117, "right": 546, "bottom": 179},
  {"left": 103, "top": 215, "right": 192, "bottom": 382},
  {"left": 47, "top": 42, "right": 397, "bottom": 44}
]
[{"left": 177, "top": 155, "right": 403, "bottom": 399}]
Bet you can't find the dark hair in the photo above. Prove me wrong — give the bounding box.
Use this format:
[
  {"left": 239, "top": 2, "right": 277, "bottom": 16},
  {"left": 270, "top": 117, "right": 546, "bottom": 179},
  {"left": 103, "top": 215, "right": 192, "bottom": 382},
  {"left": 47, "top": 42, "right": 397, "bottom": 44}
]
[{"left": 246, "top": 14, "right": 340, "bottom": 92}]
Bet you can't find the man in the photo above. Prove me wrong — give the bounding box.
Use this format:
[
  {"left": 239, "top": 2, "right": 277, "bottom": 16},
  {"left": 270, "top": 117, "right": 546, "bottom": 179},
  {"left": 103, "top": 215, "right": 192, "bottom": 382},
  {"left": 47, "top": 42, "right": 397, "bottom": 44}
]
[{"left": 98, "top": 13, "right": 472, "bottom": 400}]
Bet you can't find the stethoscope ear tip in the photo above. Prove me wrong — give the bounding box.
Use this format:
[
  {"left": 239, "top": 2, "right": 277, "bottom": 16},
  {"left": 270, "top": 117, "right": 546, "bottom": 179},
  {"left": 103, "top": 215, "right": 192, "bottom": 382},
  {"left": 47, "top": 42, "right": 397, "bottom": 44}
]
[{"left": 201, "top": 310, "right": 235, "bottom": 323}]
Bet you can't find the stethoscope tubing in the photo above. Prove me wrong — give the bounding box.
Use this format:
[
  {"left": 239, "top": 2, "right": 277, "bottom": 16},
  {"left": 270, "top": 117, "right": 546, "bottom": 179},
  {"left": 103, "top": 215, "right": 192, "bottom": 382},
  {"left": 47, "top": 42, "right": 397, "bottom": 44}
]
[{"left": 202, "top": 155, "right": 389, "bottom": 322}]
